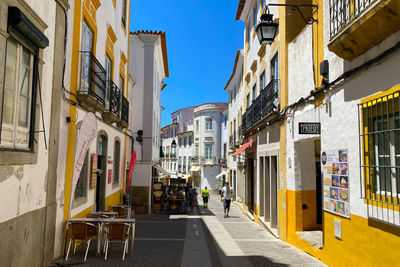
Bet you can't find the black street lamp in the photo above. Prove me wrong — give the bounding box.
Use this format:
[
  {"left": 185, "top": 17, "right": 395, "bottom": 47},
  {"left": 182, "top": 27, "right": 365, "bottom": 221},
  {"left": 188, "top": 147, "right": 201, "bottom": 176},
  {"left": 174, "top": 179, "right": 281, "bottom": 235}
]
[
  {"left": 255, "top": 12, "right": 278, "bottom": 45},
  {"left": 256, "top": 4, "right": 318, "bottom": 45},
  {"left": 171, "top": 139, "right": 177, "bottom": 148}
]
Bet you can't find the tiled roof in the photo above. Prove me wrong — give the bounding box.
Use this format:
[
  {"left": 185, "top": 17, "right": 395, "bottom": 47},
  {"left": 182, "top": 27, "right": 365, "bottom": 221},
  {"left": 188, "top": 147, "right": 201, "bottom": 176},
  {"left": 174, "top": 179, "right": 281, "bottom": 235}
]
[{"left": 131, "top": 30, "right": 169, "bottom": 77}]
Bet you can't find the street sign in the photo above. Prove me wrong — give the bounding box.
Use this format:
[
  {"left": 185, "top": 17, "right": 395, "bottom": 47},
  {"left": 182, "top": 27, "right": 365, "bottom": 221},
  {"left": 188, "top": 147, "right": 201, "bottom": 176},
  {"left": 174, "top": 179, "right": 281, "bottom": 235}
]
[{"left": 298, "top": 122, "right": 320, "bottom": 134}]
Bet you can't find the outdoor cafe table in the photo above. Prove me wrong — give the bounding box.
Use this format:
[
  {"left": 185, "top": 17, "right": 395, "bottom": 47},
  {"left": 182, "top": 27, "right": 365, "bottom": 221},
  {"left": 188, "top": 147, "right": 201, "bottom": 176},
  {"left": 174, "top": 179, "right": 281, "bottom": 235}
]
[
  {"left": 69, "top": 217, "right": 136, "bottom": 256},
  {"left": 89, "top": 211, "right": 118, "bottom": 217}
]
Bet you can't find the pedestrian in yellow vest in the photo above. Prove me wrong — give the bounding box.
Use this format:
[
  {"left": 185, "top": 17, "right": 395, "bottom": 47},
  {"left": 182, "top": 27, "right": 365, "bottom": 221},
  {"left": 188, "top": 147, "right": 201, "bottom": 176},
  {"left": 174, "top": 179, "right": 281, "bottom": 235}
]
[{"left": 202, "top": 186, "right": 210, "bottom": 208}]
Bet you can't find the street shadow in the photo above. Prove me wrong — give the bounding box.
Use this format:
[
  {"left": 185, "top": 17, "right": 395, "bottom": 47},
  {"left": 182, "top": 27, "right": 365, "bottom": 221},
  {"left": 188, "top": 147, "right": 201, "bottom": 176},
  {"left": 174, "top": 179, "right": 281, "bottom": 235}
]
[{"left": 54, "top": 204, "right": 289, "bottom": 267}]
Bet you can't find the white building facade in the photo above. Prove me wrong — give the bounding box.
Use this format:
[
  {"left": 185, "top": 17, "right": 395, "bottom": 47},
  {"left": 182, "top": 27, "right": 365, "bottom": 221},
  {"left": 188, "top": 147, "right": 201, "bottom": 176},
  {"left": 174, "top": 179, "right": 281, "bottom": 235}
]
[
  {"left": 129, "top": 30, "right": 169, "bottom": 214},
  {"left": 192, "top": 103, "right": 228, "bottom": 190}
]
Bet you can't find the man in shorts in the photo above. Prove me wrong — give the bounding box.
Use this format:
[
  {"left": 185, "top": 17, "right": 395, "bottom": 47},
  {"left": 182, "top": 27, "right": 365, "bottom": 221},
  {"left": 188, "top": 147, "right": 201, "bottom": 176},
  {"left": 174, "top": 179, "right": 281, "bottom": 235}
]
[{"left": 221, "top": 182, "right": 233, "bottom": 218}]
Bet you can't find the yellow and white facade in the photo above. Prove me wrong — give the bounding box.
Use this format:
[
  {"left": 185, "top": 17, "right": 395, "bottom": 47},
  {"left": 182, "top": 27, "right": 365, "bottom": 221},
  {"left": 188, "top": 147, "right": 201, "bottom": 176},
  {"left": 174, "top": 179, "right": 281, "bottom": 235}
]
[
  {"left": 54, "top": 0, "right": 132, "bottom": 257},
  {"left": 233, "top": 0, "right": 400, "bottom": 266}
]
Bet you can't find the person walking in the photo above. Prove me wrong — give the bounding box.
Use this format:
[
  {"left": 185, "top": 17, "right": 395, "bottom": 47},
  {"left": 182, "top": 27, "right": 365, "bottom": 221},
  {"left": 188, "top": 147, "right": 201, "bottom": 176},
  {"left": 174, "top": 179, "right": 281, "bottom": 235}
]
[
  {"left": 202, "top": 186, "right": 210, "bottom": 208},
  {"left": 188, "top": 185, "right": 198, "bottom": 213},
  {"left": 221, "top": 182, "right": 233, "bottom": 218}
]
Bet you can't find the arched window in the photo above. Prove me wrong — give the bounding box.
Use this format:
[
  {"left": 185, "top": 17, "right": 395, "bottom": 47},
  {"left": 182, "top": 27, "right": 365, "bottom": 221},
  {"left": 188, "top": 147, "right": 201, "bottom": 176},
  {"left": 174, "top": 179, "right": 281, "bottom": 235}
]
[{"left": 113, "top": 139, "right": 121, "bottom": 185}]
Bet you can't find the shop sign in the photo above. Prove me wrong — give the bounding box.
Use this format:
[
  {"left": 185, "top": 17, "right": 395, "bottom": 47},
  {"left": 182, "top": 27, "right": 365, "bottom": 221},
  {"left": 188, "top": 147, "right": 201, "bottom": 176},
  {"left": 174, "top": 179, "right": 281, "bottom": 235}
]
[
  {"left": 321, "top": 149, "right": 350, "bottom": 218},
  {"left": 298, "top": 122, "right": 320, "bottom": 134},
  {"left": 90, "top": 153, "right": 98, "bottom": 189}
]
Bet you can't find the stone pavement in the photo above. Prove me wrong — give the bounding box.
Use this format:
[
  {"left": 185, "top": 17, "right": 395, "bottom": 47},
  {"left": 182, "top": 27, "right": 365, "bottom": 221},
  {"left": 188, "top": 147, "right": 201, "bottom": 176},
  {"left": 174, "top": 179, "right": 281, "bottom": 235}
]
[{"left": 54, "top": 193, "right": 326, "bottom": 267}]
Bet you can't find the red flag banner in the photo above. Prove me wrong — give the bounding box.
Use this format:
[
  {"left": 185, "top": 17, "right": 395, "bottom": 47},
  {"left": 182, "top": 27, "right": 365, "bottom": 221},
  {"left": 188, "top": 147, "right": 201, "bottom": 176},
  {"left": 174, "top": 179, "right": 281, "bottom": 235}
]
[{"left": 127, "top": 150, "right": 136, "bottom": 195}]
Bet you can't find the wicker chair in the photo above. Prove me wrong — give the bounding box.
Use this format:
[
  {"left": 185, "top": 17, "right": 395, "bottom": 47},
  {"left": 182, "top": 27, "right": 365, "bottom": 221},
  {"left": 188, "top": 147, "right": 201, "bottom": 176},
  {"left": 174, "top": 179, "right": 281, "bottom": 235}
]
[
  {"left": 103, "top": 222, "right": 132, "bottom": 260},
  {"left": 66, "top": 222, "right": 98, "bottom": 261},
  {"left": 110, "top": 206, "right": 126, "bottom": 218}
]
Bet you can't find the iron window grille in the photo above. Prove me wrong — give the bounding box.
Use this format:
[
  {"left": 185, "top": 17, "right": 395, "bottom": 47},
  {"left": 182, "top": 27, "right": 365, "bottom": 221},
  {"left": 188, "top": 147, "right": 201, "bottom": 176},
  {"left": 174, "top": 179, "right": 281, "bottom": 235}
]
[
  {"left": 329, "top": 0, "right": 378, "bottom": 39},
  {"left": 79, "top": 51, "right": 107, "bottom": 106},
  {"left": 358, "top": 90, "right": 400, "bottom": 206}
]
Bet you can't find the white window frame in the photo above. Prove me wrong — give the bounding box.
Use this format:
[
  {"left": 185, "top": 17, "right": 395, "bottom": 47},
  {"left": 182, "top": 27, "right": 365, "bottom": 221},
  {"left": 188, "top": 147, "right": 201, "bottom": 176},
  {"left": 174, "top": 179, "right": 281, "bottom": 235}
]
[
  {"left": 1, "top": 38, "right": 35, "bottom": 150},
  {"left": 205, "top": 118, "right": 213, "bottom": 130}
]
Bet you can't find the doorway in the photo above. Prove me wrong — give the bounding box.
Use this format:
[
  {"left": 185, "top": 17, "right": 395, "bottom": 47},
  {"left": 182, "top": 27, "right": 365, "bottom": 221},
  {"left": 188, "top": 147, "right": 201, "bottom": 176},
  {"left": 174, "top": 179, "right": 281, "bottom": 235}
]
[
  {"left": 96, "top": 134, "right": 107, "bottom": 211},
  {"left": 247, "top": 158, "right": 255, "bottom": 213},
  {"left": 261, "top": 154, "right": 279, "bottom": 232}
]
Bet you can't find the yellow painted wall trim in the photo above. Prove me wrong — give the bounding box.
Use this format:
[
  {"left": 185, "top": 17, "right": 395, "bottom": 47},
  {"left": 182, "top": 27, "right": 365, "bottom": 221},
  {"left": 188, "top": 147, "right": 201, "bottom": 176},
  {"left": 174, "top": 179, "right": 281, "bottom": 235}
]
[
  {"left": 257, "top": 44, "right": 266, "bottom": 57},
  {"left": 112, "top": 0, "right": 116, "bottom": 9},
  {"left": 250, "top": 59, "right": 257, "bottom": 72},
  {"left": 361, "top": 85, "right": 400, "bottom": 103},
  {"left": 105, "top": 189, "right": 123, "bottom": 210},
  {"left": 107, "top": 25, "right": 117, "bottom": 43}
]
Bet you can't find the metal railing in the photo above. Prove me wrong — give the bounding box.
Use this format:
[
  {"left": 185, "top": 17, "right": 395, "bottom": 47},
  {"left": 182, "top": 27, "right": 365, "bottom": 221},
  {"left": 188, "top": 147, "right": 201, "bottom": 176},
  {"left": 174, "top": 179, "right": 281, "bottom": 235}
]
[
  {"left": 358, "top": 89, "right": 400, "bottom": 206},
  {"left": 329, "top": 0, "right": 378, "bottom": 39},
  {"left": 120, "top": 95, "right": 129, "bottom": 125},
  {"left": 242, "top": 79, "right": 279, "bottom": 133},
  {"left": 106, "top": 81, "right": 121, "bottom": 117},
  {"left": 79, "top": 51, "right": 107, "bottom": 105}
]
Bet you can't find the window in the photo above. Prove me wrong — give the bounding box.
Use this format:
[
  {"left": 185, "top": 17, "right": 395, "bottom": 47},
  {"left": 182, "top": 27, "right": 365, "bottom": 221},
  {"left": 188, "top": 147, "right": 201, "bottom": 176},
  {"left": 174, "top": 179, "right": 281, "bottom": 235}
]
[
  {"left": 195, "top": 143, "right": 199, "bottom": 157},
  {"left": 178, "top": 137, "right": 182, "bottom": 147},
  {"left": 247, "top": 23, "right": 251, "bottom": 43},
  {"left": 121, "top": 0, "right": 127, "bottom": 27},
  {"left": 184, "top": 136, "right": 187, "bottom": 147},
  {"left": 119, "top": 75, "right": 124, "bottom": 93},
  {"left": 253, "top": 1, "right": 258, "bottom": 29},
  {"left": 113, "top": 140, "right": 121, "bottom": 185},
  {"left": 1, "top": 38, "right": 35, "bottom": 149},
  {"left": 260, "top": 71, "right": 265, "bottom": 91},
  {"left": 206, "top": 118, "right": 213, "bottom": 130},
  {"left": 75, "top": 153, "right": 88, "bottom": 200},
  {"left": 224, "top": 114, "right": 227, "bottom": 128},
  {"left": 233, "top": 86, "right": 237, "bottom": 100},
  {"left": 196, "top": 120, "right": 199, "bottom": 131},
  {"left": 179, "top": 156, "right": 182, "bottom": 171},
  {"left": 80, "top": 21, "right": 94, "bottom": 91},
  {"left": 183, "top": 156, "right": 186, "bottom": 173},
  {"left": 271, "top": 55, "right": 279, "bottom": 93},
  {"left": 360, "top": 90, "right": 400, "bottom": 205},
  {"left": 188, "top": 157, "right": 192, "bottom": 172},
  {"left": 205, "top": 144, "right": 213, "bottom": 160},
  {"left": 252, "top": 84, "right": 257, "bottom": 101},
  {"left": 223, "top": 143, "right": 227, "bottom": 159},
  {"left": 189, "top": 135, "right": 193, "bottom": 146},
  {"left": 247, "top": 93, "right": 251, "bottom": 109}
]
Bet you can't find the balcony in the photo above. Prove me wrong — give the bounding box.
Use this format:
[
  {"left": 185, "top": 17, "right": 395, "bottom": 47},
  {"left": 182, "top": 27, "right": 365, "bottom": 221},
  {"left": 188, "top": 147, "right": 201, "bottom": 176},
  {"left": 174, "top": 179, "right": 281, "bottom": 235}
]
[
  {"left": 77, "top": 51, "right": 107, "bottom": 112},
  {"left": 328, "top": 0, "right": 400, "bottom": 59},
  {"left": 117, "top": 95, "right": 129, "bottom": 129},
  {"left": 102, "top": 81, "right": 121, "bottom": 124},
  {"left": 242, "top": 79, "right": 279, "bottom": 134}
]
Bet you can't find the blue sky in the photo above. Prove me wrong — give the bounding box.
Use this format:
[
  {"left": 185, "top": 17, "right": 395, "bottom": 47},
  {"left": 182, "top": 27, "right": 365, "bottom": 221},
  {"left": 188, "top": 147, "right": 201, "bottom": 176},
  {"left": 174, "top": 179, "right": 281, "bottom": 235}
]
[{"left": 130, "top": 0, "right": 244, "bottom": 127}]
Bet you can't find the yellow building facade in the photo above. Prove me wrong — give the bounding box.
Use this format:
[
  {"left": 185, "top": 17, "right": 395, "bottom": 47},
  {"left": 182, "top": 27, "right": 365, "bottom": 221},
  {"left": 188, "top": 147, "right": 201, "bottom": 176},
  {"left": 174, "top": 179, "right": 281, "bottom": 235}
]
[
  {"left": 54, "top": 0, "right": 132, "bottom": 256},
  {"left": 233, "top": 0, "right": 400, "bottom": 266}
]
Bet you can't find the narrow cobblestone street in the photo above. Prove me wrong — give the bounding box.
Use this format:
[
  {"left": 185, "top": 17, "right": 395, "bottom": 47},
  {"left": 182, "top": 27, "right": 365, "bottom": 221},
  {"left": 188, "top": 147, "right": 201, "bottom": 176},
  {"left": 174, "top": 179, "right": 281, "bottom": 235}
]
[{"left": 63, "top": 193, "right": 325, "bottom": 266}]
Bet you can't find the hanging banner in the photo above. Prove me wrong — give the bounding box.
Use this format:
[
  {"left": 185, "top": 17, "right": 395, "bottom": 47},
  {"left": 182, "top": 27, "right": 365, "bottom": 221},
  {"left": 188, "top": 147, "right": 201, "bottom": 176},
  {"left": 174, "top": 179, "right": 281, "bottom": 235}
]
[
  {"left": 126, "top": 150, "right": 136, "bottom": 195},
  {"left": 68, "top": 112, "right": 97, "bottom": 219},
  {"left": 321, "top": 149, "right": 350, "bottom": 218}
]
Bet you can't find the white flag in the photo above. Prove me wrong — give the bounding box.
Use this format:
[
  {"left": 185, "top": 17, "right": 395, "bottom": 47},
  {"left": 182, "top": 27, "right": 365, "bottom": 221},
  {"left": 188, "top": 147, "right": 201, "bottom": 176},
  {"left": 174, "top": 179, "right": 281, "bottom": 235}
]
[{"left": 68, "top": 112, "right": 97, "bottom": 218}]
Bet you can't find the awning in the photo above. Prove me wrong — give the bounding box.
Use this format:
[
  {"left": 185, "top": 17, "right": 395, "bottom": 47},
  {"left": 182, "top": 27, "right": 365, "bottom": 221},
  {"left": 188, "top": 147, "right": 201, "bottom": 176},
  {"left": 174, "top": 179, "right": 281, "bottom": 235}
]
[
  {"left": 191, "top": 166, "right": 201, "bottom": 172},
  {"left": 232, "top": 140, "right": 255, "bottom": 156},
  {"left": 153, "top": 164, "right": 170, "bottom": 175},
  {"left": 216, "top": 171, "right": 227, "bottom": 179}
]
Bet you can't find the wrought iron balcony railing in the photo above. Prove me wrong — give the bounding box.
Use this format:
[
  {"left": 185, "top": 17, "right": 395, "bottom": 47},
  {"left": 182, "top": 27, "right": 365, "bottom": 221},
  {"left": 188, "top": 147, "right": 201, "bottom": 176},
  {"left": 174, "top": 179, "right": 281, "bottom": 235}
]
[
  {"left": 119, "top": 95, "right": 129, "bottom": 128},
  {"left": 102, "top": 81, "right": 122, "bottom": 124},
  {"left": 78, "top": 51, "right": 107, "bottom": 107},
  {"left": 329, "top": 0, "right": 377, "bottom": 39},
  {"left": 242, "top": 79, "right": 279, "bottom": 133},
  {"left": 106, "top": 81, "right": 121, "bottom": 116}
]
